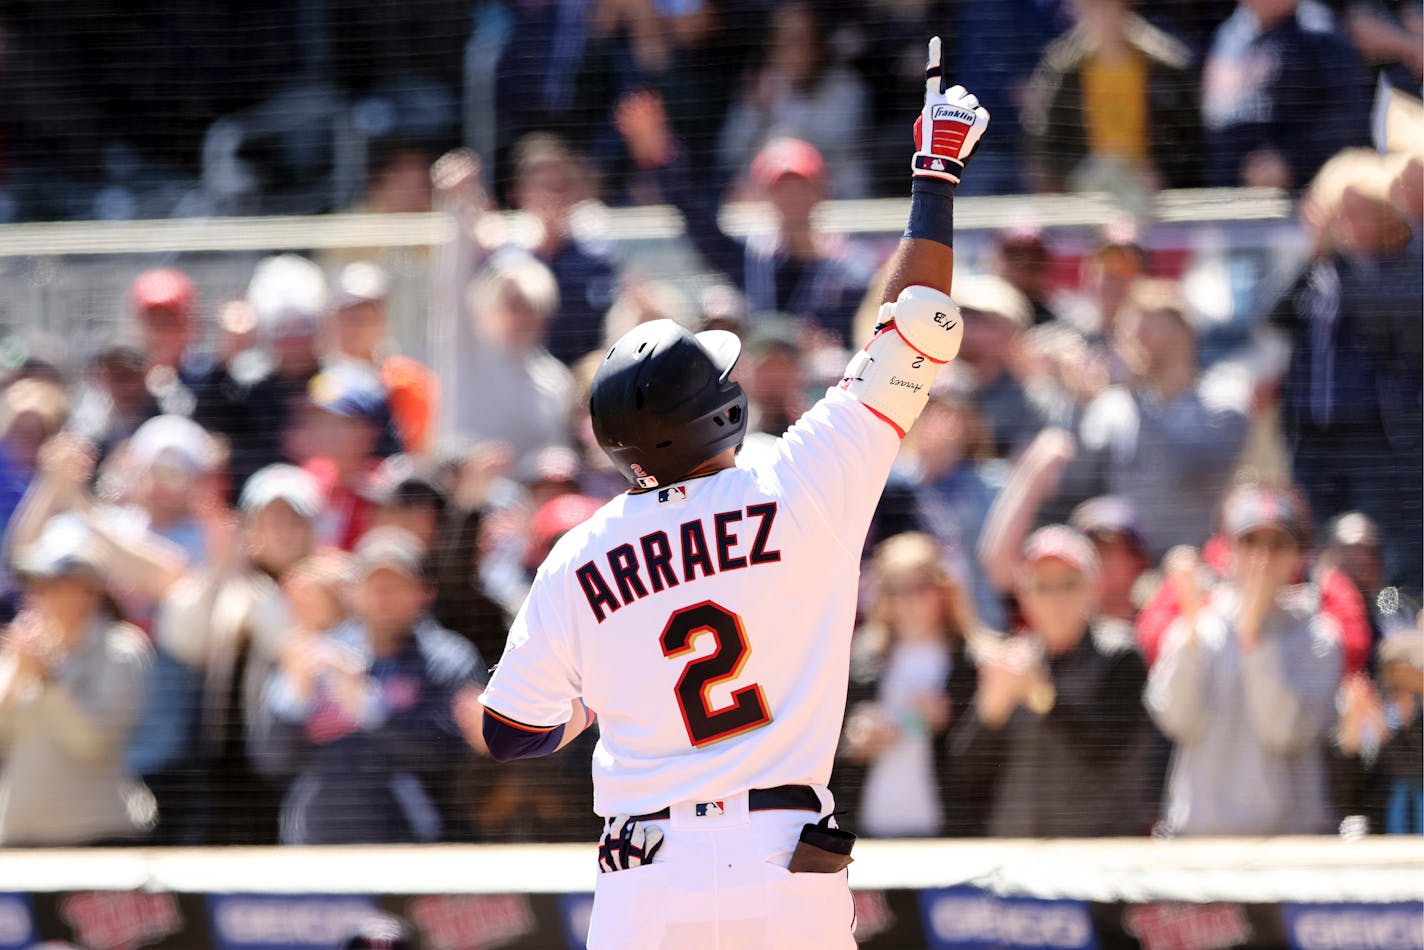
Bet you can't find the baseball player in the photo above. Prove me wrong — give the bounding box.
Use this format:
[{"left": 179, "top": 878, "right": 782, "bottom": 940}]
[{"left": 479, "top": 37, "right": 988, "bottom": 950}]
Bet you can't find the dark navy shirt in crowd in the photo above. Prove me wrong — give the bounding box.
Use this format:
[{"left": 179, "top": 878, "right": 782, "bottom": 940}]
[
  {"left": 1201, "top": 1, "right": 1369, "bottom": 188},
  {"left": 251, "top": 618, "right": 486, "bottom": 845},
  {"left": 658, "top": 151, "right": 872, "bottom": 345},
  {"left": 542, "top": 233, "right": 619, "bottom": 367}
]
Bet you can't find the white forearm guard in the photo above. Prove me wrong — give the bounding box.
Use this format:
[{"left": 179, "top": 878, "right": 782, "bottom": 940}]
[{"left": 838, "top": 285, "right": 962, "bottom": 436}]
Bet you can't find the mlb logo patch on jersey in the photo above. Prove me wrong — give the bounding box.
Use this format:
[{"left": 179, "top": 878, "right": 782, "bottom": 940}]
[
  {"left": 658, "top": 486, "right": 688, "bottom": 504},
  {"left": 695, "top": 801, "right": 725, "bottom": 817}
]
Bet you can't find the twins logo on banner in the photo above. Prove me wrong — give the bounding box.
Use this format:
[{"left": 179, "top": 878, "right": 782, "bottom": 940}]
[
  {"left": 403, "top": 894, "right": 536, "bottom": 950},
  {"left": 207, "top": 894, "right": 377, "bottom": 950},
  {"left": 1282, "top": 903, "right": 1424, "bottom": 950},
  {"left": 0, "top": 895, "right": 33, "bottom": 950},
  {"left": 1122, "top": 903, "right": 1254, "bottom": 950},
  {"left": 61, "top": 892, "right": 184, "bottom": 950},
  {"left": 917, "top": 887, "right": 1097, "bottom": 950}
]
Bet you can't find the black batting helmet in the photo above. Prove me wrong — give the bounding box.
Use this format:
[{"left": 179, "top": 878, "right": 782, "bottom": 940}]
[{"left": 590, "top": 319, "right": 748, "bottom": 489}]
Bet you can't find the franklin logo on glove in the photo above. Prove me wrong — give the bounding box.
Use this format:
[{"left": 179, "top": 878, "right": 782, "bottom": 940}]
[{"left": 931, "top": 105, "right": 976, "bottom": 123}]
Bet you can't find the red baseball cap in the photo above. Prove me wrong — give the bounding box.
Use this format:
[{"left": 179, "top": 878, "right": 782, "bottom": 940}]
[
  {"left": 528, "top": 494, "right": 603, "bottom": 568},
  {"left": 751, "top": 138, "right": 824, "bottom": 187},
  {"left": 129, "top": 268, "right": 196, "bottom": 317}
]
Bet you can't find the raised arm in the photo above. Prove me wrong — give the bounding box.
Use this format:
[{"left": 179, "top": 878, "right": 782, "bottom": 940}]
[
  {"left": 617, "top": 92, "right": 747, "bottom": 283},
  {"left": 762, "top": 38, "right": 990, "bottom": 541},
  {"left": 837, "top": 35, "right": 990, "bottom": 434}
]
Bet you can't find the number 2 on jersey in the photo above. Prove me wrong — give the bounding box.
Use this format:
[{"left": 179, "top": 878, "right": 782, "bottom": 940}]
[{"left": 660, "top": 601, "right": 772, "bottom": 747}]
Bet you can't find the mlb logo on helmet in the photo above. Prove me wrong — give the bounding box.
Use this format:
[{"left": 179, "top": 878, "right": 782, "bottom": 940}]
[
  {"left": 658, "top": 486, "right": 688, "bottom": 504},
  {"left": 695, "top": 801, "right": 726, "bottom": 817},
  {"left": 630, "top": 463, "right": 659, "bottom": 489}
]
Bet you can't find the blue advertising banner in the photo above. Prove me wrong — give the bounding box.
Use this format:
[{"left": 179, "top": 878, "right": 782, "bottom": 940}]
[
  {"left": 917, "top": 886, "right": 1098, "bottom": 950},
  {"left": 0, "top": 894, "right": 33, "bottom": 950},
  {"left": 206, "top": 894, "right": 378, "bottom": 950},
  {"left": 1282, "top": 902, "right": 1424, "bottom": 950}
]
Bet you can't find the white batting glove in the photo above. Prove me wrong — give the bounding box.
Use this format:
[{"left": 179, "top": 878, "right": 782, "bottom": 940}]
[
  {"left": 598, "top": 815, "right": 665, "bottom": 873},
  {"left": 912, "top": 36, "right": 990, "bottom": 186}
]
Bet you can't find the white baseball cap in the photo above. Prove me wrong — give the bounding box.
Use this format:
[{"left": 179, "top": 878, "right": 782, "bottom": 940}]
[
  {"left": 240, "top": 464, "right": 324, "bottom": 520},
  {"left": 332, "top": 261, "right": 390, "bottom": 310},
  {"left": 128, "top": 414, "right": 220, "bottom": 474},
  {"left": 14, "top": 513, "right": 107, "bottom": 584}
]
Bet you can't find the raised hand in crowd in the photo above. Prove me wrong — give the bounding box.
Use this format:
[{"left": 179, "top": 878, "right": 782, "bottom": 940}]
[
  {"left": 616, "top": 91, "right": 676, "bottom": 170},
  {"left": 972, "top": 636, "right": 1050, "bottom": 729},
  {"left": 37, "top": 433, "right": 97, "bottom": 501},
  {"left": 0, "top": 610, "right": 62, "bottom": 697}
]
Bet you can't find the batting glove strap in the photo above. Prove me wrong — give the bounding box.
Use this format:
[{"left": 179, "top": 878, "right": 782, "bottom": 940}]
[
  {"left": 598, "top": 815, "right": 665, "bottom": 873},
  {"left": 911, "top": 152, "right": 966, "bottom": 184}
]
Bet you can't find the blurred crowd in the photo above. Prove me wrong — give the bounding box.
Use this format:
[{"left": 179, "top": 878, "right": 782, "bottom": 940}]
[
  {"left": 0, "top": 0, "right": 1421, "bottom": 220},
  {"left": 0, "top": 123, "right": 1416, "bottom": 847},
  {"left": 0, "top": 0, "right": 1419, "bottom": 850}
]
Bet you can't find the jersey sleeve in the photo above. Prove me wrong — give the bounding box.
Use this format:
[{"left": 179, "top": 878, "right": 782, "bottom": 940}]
[
  {"left": 763, "top": 386, "right": 902, "bottom": 551},
  {"left": 478, "top": 567, "right": 582, "bottom": 729}
]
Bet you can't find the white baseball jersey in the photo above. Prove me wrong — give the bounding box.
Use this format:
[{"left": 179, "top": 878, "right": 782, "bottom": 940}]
[{"left": 480, "top": 386, "right": 899, "bottom": 816}]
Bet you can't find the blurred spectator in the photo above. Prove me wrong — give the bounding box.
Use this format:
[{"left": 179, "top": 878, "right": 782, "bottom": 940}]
[
  {"left": 993, "top": 228, "right": 1061, "bottom": 326},
  {"left": 839, "top": 533, "right": 989, "bottom": 837},
  {"left": 355, "top": 140, "right": 439, "bottom": 216},
  {"left": 327, "top": 262, "right": 437, "bottom": 456},
  {"left": 0, "top": 379, "right": 69, "bottom": 543},
  {"left": 68, "top": 344, "right": 161, "bottom": 459},
  {"left": 1070, "top": 496, "right": 1152, "bottom": 621},
  {"left": 116, "top": 415, "right": 224, "bottom": 565},
  {"left": 153, "top": 464, "right": 323, "bottom": 845},
  {"left": 1267, "top": 149, "right": 1423, "bottom": 595},
  {"left": 0, "top": 514, "right": 153, "bottom": 845},
  {"left": 200, "top": 255, "right": 331, "bottom": 495},
  {"left": 6, "top": 434, "right": 189, "bottom": 607},
  {"left": 128, "top": 268, "right": 214, "bottom": 420},
  {"left": 1136, "top": 494, "right": 1373, "bottom": 674},
  {"left": 303, "top": 364, "right": 389, "bottom": 550},
  {"left": 1051, "top": 279, "right": 1252, "bottom": 556},
  {"left": 738, "top": 318, "right": 809, "bottom": 438},
  {"left": 979, "top": 433, "right": 1151, "bottom": 624},
  {"left": 1147, "top": 486, "right": 1341, "bottom": 835},
  {"left": 453, "top": 250, "right": 574, "bottom": 477},
  {"left": 4, "top": 428, "right": 194, "bottom": 828},
  {"left": 951, "top": 525, "right": 1161, "bottom": 836},
  {"left": 1201, "top": 0, "right": 1370, "bottom": 189},
  {"left": 1022, "top": 0, "right": 1201, "bottom": 193},
  {"left": 1320, "top": 512, "right": 1419, "bottom": 655},
  {"left": 1332, "top": 627, "right": 1423, "bottom": 834},
  {"left": 81, "top": 415, "right": 228, "bottom": 843},
  {"left": 509, "top": 134, "right": 619, "bottom": 367},
  {"left": 881, "top": 386, "right": 1007, "bottom": 628},
  {"left": 717, "top": 1, "right": 871, "bottom": 199},
  {"left": 618, "top": 93, "right": 873, "bottom": 343},
  {"left": 492, "top": 0, "right": 610, "bottom": 195},
  {"left": 366, "top": 455, "right": 448, "bottom": 550},
  {"left": 952, "top": 274, "right": 1047, "bottom": 457},
  {"left": 1054, "top": 220, "right": 1147, "bottom": 350},
  {"left": 1344, "top": 1, "right": 1423, "bottom": 89},
  {"left": 250, "top": 527, "right": 487, "bottom": 844}
]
